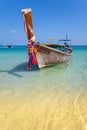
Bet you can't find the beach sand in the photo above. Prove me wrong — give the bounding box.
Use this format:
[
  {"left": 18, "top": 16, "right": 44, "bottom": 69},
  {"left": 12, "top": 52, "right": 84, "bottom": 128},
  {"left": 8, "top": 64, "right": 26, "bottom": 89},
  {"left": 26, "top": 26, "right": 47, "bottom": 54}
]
[{"left": 0, "top": 89, "right": 87, "bottom": 130}]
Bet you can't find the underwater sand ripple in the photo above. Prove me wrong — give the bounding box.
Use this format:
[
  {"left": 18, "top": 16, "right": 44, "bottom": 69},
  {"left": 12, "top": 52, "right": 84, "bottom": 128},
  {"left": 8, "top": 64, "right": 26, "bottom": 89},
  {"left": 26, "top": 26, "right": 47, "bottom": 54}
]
[{"left": 0, "top": 90, "right": 87, "bottom": 130}]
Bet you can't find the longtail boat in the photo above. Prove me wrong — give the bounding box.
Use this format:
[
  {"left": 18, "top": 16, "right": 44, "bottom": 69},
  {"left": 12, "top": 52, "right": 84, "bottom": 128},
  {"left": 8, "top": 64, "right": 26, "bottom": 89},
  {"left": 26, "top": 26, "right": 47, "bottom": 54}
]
[{"left": 21, "top": 8, "right": 73, "bottom": 69}]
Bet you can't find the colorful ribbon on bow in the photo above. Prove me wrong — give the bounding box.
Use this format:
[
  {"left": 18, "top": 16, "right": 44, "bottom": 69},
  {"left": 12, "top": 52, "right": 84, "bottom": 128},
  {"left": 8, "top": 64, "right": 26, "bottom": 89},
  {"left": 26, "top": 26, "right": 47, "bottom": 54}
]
[{"left": 27, "top": 41, "right": 37, "bottom": 70}]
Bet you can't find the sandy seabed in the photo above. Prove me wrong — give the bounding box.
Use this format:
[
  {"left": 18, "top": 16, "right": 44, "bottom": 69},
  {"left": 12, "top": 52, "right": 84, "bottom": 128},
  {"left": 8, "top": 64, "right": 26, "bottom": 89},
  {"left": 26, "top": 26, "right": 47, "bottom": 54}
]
[{"left": 0, "top": 89, "right": 87, "bottom": 130}]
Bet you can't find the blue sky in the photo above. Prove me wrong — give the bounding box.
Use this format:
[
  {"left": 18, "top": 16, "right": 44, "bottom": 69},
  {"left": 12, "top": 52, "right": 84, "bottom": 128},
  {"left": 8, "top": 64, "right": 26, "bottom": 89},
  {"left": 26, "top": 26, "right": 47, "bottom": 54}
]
[{"left": 0, "top": 0, "right": 87, "bottom": 45}]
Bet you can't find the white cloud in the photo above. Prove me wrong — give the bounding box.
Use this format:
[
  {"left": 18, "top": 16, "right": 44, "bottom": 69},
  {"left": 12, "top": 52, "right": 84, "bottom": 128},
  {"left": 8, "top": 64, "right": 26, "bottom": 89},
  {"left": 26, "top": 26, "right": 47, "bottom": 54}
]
[{"left": 10, "top": 30, "right": 16, "bottom": 33}]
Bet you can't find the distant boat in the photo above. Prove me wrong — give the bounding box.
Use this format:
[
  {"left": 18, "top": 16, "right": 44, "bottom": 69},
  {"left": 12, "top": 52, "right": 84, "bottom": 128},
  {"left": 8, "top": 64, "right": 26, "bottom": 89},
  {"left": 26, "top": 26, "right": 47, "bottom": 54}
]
[
  {"left": 21, "top": 8, "right": 73, "bottom": 69},
  {"left": 5, "top": 44, "right": 13, "bottom": 48},
  {"left": 0, "top": 44, "right": 13, "bottom": 48}
]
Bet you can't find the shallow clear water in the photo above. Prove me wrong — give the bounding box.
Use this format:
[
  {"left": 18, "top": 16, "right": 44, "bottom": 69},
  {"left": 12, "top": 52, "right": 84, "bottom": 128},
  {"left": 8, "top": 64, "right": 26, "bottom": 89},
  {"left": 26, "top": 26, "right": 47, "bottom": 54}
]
[{"left": 0, "top": 46, "right": 87, "bottom": 130}]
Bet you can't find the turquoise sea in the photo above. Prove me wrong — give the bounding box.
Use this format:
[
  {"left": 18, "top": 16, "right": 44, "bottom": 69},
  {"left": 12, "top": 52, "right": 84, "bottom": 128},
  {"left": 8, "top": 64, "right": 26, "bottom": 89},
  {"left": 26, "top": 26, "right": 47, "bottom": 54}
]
[{"left": 0, "top": 45, "right": 87, "bottom": 130}]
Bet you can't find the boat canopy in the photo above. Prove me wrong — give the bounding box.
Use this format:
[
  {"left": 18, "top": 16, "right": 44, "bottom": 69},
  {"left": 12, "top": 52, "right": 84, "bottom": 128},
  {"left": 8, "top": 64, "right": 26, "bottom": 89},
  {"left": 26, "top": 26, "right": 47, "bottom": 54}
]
[{"left": 58, "top": 39, "right": 71, "bottom": 42}]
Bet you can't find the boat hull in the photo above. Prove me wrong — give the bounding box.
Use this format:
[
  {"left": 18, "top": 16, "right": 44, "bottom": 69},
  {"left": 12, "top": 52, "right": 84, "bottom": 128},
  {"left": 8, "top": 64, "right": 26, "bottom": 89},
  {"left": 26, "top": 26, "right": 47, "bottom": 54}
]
[{"left": 34, "top": 44, "right": 72, "bottom": 68}]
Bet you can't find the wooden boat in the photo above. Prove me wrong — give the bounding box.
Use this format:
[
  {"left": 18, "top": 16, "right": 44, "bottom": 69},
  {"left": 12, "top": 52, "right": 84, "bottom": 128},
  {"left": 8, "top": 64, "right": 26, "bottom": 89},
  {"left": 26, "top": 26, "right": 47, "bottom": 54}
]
[
  {"left": 21, "top": 8, "right": 72, "bottom": 69},
  {"left": 34, "top": 43, "right": 72, "bottom": 68}
]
